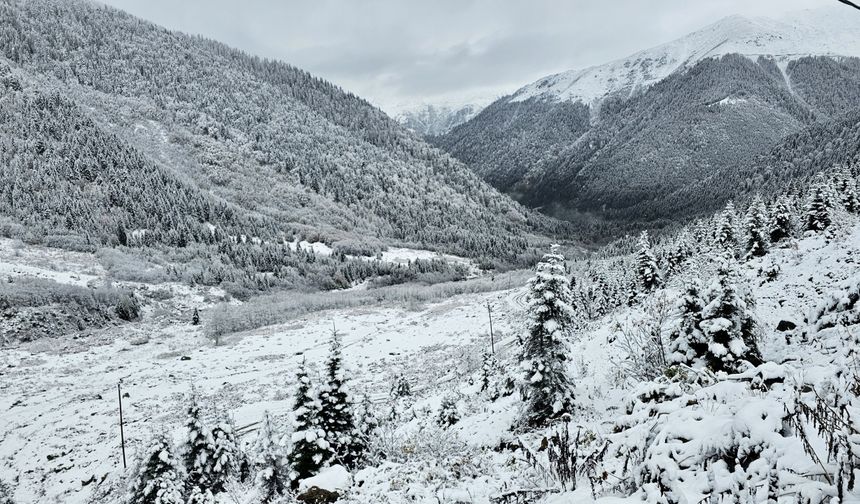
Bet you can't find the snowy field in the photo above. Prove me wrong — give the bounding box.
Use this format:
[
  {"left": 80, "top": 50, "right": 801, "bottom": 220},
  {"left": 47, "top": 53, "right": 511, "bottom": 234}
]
[
  {"left": 2, "top": 224, "right": 860, "bottom": 503},
  {"left": 0, "top": 239, "right": 521, "bottom": 503}
]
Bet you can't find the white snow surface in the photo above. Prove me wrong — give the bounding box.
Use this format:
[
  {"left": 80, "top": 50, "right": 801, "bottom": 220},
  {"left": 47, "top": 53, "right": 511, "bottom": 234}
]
[
  {"left": 4, "top": 222, "right": 860, "bottom": 502},
  {"left": 299, "top": 464, "right": 352, "bottom": 492},
  {"left": 511, "top": 6, "right": 860, "bottom": 106}
]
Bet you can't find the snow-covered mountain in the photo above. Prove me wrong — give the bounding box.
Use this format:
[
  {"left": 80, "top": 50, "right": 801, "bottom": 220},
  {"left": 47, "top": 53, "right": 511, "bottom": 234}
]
[
  {"left": 433, "top": 6, "right": 860, "bottom": 231},
  {"left": 395, "top": 102, "right": 488, "bottom": 137},
  {"left": 511, "top": 6, "right": 860, "bottom": 106}
]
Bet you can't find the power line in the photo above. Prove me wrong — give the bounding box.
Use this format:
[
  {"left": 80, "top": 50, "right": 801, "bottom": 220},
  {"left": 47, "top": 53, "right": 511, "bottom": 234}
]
[{"left": 836, "top": 0, "right": 860, "bottom": 11}]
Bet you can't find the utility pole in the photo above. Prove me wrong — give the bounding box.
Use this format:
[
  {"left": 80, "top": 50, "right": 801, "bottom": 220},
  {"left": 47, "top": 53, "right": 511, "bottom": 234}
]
[
  {"left": 487, "top": 302, "right": 495, "bottom": 354},
  {"left": 118, "top": 381, "right": 127, "bottom": 469}
]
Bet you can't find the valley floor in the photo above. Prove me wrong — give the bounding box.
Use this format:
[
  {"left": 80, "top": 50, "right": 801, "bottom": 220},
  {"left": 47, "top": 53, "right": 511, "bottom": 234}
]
[{"left": 2, "top": 224, "right": 860, "bottom": 503}]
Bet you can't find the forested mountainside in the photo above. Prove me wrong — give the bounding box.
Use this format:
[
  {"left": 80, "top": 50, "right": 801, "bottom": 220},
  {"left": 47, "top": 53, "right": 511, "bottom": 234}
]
[
  {"left": 0, "top": 0, "right": 568, "bottom": 264},
  {"left": 434, "top": 9, "right": 860, "bottom": 230}
]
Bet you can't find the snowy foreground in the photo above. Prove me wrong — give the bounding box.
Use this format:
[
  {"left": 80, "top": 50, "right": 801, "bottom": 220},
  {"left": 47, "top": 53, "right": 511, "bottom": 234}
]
[{"left": 2, "top": 224, "right": 860, "bottom": 503}]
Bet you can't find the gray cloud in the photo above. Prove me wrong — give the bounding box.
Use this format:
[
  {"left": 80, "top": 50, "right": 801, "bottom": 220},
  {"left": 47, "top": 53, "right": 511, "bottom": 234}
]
[{"left": 99, "top": 0, "right": 822, "bottom": 112}]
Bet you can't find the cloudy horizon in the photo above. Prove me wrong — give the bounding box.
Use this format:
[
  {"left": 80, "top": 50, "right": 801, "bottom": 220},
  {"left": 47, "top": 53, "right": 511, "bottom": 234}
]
[{"left": 100, "top": 0, "right": 824, "bottom": 113}]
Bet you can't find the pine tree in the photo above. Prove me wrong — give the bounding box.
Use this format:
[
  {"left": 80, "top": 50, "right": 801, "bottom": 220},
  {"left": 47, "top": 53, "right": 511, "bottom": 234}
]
[
  {"left": 127, "top": 432, "right": 185, "bottom": 504},
  {"left": 715, "top": 201, "right": 738, "bottom": 254},
  {"left": 769, "top": 197, "right": 793, "bottom": 243},
  {"left": 192, "top": 308, "right": 200, "bottom": 326},
  {"left": 636, "top": 231, "right": 663, "bottom": 291},
  {"left": 182, "top": 395, "right": 218, "bottom": 493},
  {"left": 667, "top": 280, "right": 707, "bottom": 367},
  {"left": 318, "top": 329, "right": 360, "bottom": 467},
  {"left": 254, "top": 411, "right": 286, "bottom": 504},
  {"left": 699, "top": 259, "right": 761, "bottom": 373},
  {"left": 287, "top": 360, "right": 328, "bottom": 487},
  {"left": 665, "top": 232, "right": 691, "bottom": 276},
  {"left": 0, "top": 479, "right": 14, "bottom": 504},
  {"left": 743, "top": 197, "right": 769, "bottom": 260},
  {"left": 186, "top": 486, "right": 216, "bottom": 504},
  {"left": 520, "top": 246, "right": 575, "bottom": 426},
  {"left": 352, "top": 393, "right": 377, "bottom": 467},
  {"left": 479, "top": 350, "right": 498, "bottom": 394},
  {"left": 391, "top": 374, "right": 411, "bottom": 398},
  {"left": 834, "top": 167, "right": 860, "bottom": 213},
  {"left": 208, "top": 419, "right": 239, "bottom": 493},
  {"left": 436, "top": 394, "right": 461, "bottom": 428},
  {"left": 805, "top": 182, "right": 832, "bottom": 233}
]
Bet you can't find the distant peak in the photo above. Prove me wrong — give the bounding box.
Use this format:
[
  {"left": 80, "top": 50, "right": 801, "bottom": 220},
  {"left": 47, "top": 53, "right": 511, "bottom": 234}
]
[{"left": 510, "top": 6, "right": 860, "bottom": 106}]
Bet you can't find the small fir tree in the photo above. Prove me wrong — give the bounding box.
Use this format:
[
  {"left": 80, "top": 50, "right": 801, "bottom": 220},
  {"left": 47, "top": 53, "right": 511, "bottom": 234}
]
[
  {"left": 769, "top": 197, "right": 793, "bottom": 243},
  {"left": 743, "top": 197, "right": 769, "bottom": 260},
  {"left": 834, "top": 167, "right": 860, "bottom": 213},
  {"left": 699, "top": 259, "right": 761, "bottom": 373},
  {"left": 182, "top": 394, "right": 218, "bottom": 493},
  {"left": 318, "top": 329, "right": 360, "bottom": 467},
  {"left": 520, "top": 246, "right": 575, "bottom": 426},
  {"left": 667, "top": 280, "right": 707, "bottom": 367},
  {"left": 127, "top": 432, "right": 185, "bottom": 504},
  {"left": 391, "top": 374, "right": 411, "bottom": 398},
  {"left": 0, "top": 479, "right": 14, "bottom": 504},
  {"left": 287, "top": 360, "right": 328, "bottom": 487},
  {"left": 636, "top": 231, "right": 663, "bottom": 291},
  {"left": 715, "top": 201, "right": 738, "bottom": 254},
  {"left": 254, "top": 411, "right": 286, "bottom": 504},
  {"left": 436, "top": 394, "right": 461, "bottom": 428},
  {"left": 186, "top": 486, "right": 216, "bottom": 504},
  {"left": 479, "top": 350, "right": 498, "bottom": 394},
  {"left": 805, "top": 182, "right": 832, "bottom": 233},
  {"left": 208, "top": 419, "right": 240, "bottom": 493}
]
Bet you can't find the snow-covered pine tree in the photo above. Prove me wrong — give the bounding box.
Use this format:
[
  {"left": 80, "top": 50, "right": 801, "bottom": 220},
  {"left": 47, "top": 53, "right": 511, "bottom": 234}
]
[
  {"left": 186, "top": 486, "right": 216, "bottom": 504},
  {"left": 834, "top": 166, "right": 860, "bottom": 213},
  {"left": 287, "top": 360, "right": 328, "bottom": 487},
  {"left": 0, "top": 479, "right": 14, "bottom": 504},
  {"left": 351, "top": 393, "right": 377, "bottom": 467},
  {"left": 391, "top": 374, "right": 411, "bottom": 398},
  {"left": 699, "top": 258, "right": 761, "bottom": 373},
  {"left": 667, "top": 280, "right": 706, "bottom": 367},
  {"left": 805, "top": 182, "right": 832, "bottom": 233},
  {"left": 182, "top": 394, "right": 218, "bottom": 494},
  {"left": 254, "top": 411, "right": 286, "bottom": 504},
  {"left": 715, "top": 201, "right": 738, "bottom": 254},
  {"left": 480, "top": 350, "right": 498, "bottom": 394},
  {"left": 127, "top": 432, "right": 185, "bottom": 504},
  {"left": 520, "top": 246, "right": 575, "bottom": 426},
  {"left": 636, "top": 231, "right": 663, "bottom": 291},
  {"left": 318, "top": 329, "right": 360, "bottom": 467},
  {"left": 768, "top": 196, "right": 793, "bottom": 243},
  {"left": 665, "top": 232, "right": 691, "bottom": 276},
  {"left": 743, "top": 197, "right": 769, "bottom": 260},
  {"left": 208, "top": 419, "right": 240, "bottom": 493},
  {"left": 436, "top": 394, "right": 461, "bottom": 428}
]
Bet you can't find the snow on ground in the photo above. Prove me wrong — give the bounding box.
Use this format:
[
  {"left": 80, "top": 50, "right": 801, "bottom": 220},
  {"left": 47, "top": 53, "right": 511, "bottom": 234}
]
[
  {"left": 2, "top": 224, "right": 860, "bottom": 503},
  {"left": 287, "top": 240, "right": 334, "bottom": 257},
  {"left": 0, "top": 238, "right": 104, "bottom": 287},
  {"left": 0, "top": 242, "right": 523, "bottom": 503}
]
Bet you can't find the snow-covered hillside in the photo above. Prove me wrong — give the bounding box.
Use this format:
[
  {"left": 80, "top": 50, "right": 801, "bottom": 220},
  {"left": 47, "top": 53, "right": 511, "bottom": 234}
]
[
  {"left": 510, "top": 6, "right": 860, "bottom": 105},
  {"left": 5, "top": 189, "right": 860, "bottom": 502},
  {"left": 394, "top": 102, "right": 490, "bottom": 137}
]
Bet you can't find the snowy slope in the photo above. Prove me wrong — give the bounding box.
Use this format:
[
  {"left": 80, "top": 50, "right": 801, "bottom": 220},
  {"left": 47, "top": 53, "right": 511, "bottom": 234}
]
[
  {"left": 394, "top": 101, "right": 490, "bottom": 137},
  {"left": 5, "top": 216, "right": 860, "bottom": 502},
  {"left": 510, "top": 6, "right": 860, "bottom": 105}
]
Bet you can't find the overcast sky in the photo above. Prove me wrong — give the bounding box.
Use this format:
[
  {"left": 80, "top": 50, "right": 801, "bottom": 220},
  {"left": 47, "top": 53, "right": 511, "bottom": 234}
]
[{"left": 100, "top": 0, "right": 824, "bottom": 113}]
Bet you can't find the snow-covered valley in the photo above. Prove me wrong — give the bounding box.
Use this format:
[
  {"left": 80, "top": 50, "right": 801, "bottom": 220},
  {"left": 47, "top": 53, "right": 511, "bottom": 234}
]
[{"left": 4, "top": 205, "right": 860, "bottom": 503}]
